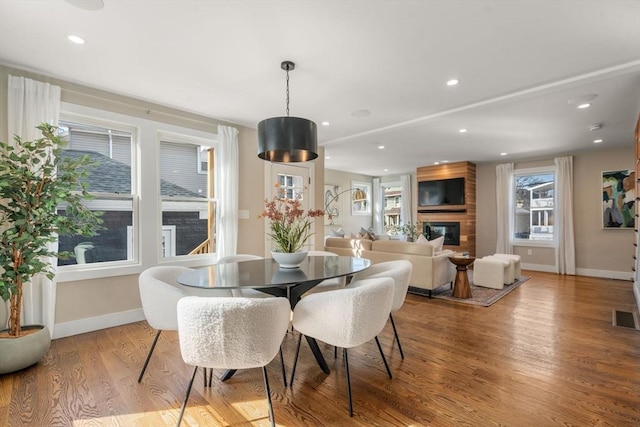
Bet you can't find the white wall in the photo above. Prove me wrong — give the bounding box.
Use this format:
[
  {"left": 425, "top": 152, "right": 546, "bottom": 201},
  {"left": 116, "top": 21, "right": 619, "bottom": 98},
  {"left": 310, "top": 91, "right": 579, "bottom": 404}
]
[
  {"left": 477, "top": 146, "right": 635, "bottom": 280},
  {"left": 324, "top": 169, "right": 374, "bottom": 236}
]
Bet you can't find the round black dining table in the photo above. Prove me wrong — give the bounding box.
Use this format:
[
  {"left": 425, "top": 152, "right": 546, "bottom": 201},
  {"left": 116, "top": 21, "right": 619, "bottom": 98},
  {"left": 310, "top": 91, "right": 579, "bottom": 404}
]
[{"left": 177, "top": 255, "right": 371, "bottom": 378}]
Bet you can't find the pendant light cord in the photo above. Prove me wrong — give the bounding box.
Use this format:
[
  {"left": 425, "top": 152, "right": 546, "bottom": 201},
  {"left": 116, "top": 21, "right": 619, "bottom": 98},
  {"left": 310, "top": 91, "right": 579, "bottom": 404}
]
[{"left": 285, "top": 65, "right": 290, "bottom": 117}]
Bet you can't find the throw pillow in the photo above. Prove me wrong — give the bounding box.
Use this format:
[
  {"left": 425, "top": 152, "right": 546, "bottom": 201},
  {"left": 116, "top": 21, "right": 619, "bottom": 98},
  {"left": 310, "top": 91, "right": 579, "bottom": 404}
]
[
  {"left": 415, "top": 234, "right": 429, "bottom": 244},
  {"left": 360, "top": 226, "right": 376, "bottom": 241},
  {"left": 428, "top": 236, "right": 445, "bottom": 252},
  {"left": 330, "top": 228, "right": 345, "bottom": 238}
]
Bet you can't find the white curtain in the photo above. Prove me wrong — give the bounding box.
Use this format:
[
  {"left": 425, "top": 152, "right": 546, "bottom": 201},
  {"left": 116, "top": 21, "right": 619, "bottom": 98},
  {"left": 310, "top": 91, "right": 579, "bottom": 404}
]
[
  {"left": 496, "top": 163, "right": 514, "bottom": 254},
  {"left": 5, "top": 75, "right": 61, "bottom": 338},
  {"left": 555, "top": 156, "right": 576, "bottom": 274},
  {"left": 372, "top": 178, "right": 383, "bottom": 234},
  {"left": 215, "top": 125, "right": 239, "bottom": 260},
  {"left": 400, "top": 174, "right": 412, "bottom": 225}
]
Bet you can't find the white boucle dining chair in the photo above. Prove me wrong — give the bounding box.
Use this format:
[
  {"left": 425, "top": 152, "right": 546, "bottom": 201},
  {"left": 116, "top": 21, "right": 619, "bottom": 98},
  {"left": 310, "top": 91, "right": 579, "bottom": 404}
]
[
  {"left": 289, "top": 277, "right": 394, "bottom": 417},
  {"left": 351, "top": 260, "right": 413, "bottom": 359},
  {"left": 137, "top": 266, "right": 233, "bottom": 383},
  {"left": 176, "top": 296, "right": 291, "bottom": 427},
  {"left": 216, "top": 253, "right": 289, "bottom": 386}
]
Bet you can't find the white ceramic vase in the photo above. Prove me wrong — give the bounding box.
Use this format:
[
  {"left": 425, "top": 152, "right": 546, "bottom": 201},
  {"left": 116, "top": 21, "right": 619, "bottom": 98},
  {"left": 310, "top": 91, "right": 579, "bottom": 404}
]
[{"left": 271, "top": 250, "right": 308, "bottom": 269}]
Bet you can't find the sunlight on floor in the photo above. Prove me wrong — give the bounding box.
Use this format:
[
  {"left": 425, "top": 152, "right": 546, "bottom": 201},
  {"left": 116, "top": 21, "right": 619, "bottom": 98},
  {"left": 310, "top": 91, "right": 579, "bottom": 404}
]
[{"left": 69, "top": 400, "right": 271, "bottom": 426}]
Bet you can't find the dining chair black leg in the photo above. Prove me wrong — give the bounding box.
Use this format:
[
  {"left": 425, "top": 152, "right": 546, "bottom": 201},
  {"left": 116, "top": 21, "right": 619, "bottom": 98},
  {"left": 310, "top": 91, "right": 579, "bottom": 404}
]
[
  {"left": 203, "top": 368, "right": 207, "bottom": 387},
  {"left": 343, "top": 348, "right": 353, "bottom": 417},
  {"left": 334, "top": 346, "right": 337, "bottom": 359},
  {"left": 375, "top": 336, "right": 393, "bottom": 379},
  {"left": 289, "top": 333, "right": 303, "bottom": 386},
  {"left": 389, "top": 313, "right": 405, "bottom": 359},
  {"left": 176, "top": 366, "right": 198, "bottom": 427},
  {"left": 208, "top": 368, "right": 213, "bottom": 387},
  {"left": 279, "top": 346, "right": 287, "bottom": 387},
  {"left": 262, "top": 366, "right": 275, "bottom": 427},
  {"left": 138, "top": 329, "right": 161, "bottom": 382}
]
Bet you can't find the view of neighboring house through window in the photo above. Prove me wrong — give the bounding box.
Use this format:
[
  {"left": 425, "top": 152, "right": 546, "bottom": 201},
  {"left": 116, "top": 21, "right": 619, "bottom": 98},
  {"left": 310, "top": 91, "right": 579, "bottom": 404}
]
[
  {"left": 159, "top": 135, "right": 216, "bottom": 258},
  {"left": 277, "top": 173, "right": 304, "bottom": 200},
  {"left": 56, "top": 120, "right": 136, "bottom": 266},
  {"left": 513, "top": 171, "right": 555, "bottom": 242},
  {"left": 383, "top": 182, "right": 402, "bottom": 231}
]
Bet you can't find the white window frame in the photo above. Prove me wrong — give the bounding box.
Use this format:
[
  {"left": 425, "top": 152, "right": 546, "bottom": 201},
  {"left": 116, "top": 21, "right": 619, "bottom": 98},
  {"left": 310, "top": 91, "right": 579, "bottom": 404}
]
[
  {"left": 158, "top": 130, "right": 217, "bottom": 261},
  {"left": 55, "top": 103, "right": 220, "bottom": 282},
  {"left": 56, "top": 112, "right": 140, "bottom": 281},
  {"left": 511, "top": 166, "right": 556, "bottom": 248}
]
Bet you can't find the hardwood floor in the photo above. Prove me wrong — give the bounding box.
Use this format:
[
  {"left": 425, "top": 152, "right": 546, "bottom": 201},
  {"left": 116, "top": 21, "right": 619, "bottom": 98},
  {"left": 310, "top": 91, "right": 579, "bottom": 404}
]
[{"left": 1, "top": 271, "right": 639, "bottom": 426}]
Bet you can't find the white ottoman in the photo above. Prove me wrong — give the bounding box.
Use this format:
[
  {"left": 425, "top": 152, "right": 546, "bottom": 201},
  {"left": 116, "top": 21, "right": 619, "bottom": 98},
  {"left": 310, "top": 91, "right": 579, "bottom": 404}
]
[
  {"left": 484, "top": 255, "right": 515, "bottom": 283},
  {"left": 492, "top": 254, "right": 522, "bottom": 279},
  {"left": 472, "top": 257, "right": 510, "bottom": 289}
]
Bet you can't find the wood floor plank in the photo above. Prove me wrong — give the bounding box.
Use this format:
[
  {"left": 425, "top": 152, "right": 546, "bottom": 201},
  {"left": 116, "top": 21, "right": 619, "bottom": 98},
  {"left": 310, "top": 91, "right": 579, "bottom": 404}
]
[{"left": 1, "top": 271, "right": 639, "bottom": 426}]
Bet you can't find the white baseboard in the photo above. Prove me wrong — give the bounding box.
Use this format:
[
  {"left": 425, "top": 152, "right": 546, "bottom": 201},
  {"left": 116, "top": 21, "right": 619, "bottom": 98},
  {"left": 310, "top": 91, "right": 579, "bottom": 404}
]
[
  {"left": 634, "top": 281, "right": 640, "bottom": 314},
  {"left": 522, "top": 263, "right": 633, "bottom": 280},
  {"left": 575, "top": 268, "right": 634, "bottom": 281},
  {"left": 53, "top": 308, "right": 145, "bottom": 339},
  {"left": 521, "top": 263, "right": 557, "bottom": 273}
]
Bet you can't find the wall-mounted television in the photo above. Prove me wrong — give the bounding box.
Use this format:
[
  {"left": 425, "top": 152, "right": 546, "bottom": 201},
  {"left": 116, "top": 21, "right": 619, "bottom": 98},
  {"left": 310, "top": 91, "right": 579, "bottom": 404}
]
[{"left": 418, "top": 178, "right": 465, "bottom": 206}]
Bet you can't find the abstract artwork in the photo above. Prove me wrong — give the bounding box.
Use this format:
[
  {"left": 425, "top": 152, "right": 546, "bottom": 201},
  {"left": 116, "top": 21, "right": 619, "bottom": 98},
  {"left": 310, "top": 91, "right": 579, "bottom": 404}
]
[
  {"left": 602, "top": 169, "right": 635, "bottom": 229},
  {"left": 324, "top": 185, "right": 343, "bottom": 225}
]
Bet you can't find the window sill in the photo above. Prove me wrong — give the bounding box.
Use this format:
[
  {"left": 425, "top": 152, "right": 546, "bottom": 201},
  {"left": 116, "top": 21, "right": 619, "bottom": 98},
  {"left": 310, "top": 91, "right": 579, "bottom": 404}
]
[{"left": 512, "top": 239, "right": 555, "bottom": 249}]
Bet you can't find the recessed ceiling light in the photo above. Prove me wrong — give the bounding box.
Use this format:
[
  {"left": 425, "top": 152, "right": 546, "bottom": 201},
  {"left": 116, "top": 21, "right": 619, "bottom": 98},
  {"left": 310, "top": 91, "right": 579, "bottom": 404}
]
[
  {"left": 384, "top": 168, "right": 388, "bottom": 172},
  {"left": 568, "top": 93, "right": 597, "bottom": 106},
  {"left": 593, "top": 139, "right": 603, "bottom": 144},
  {"left": 500, "top": 152, "right": 507, "bottom": 156},
  {"left": 325, "top": 155, "right": 331, "bottom": 159},
  {"left": 459, "top": 128, "right": 467, "bottom": 133},
  {"left": 321, "top": 121, "right": 330, "bottom": 126},
  {"left": 577, "top": 103, "right": 591, "bottom": 109},
  {"left": 446, "top": 79, "right": 459, "bottom": 86},
  {"left": 67, "top": 35, "right": 86, "bottom": 44},
  {"left": 378, "top": 145, "right": 385, "bottom": 150},
  {"left": 441, "top": 160, "right": 449, "bottom": 163},
  {"left": 65, "top": 0, "right": 104, "bottom": 10},
  {"left": 434, "top": 162, "right": 440, "bottom": 165},
  {"left": 351, "top": 109, "right": 371, "bottom": 118}
]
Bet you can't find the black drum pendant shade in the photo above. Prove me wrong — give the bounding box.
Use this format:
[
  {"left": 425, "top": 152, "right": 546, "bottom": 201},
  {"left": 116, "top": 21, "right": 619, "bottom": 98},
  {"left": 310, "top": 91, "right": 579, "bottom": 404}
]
[
  {"left": 258, "top": 61, "right": 318, "bottom": 162},
  {"left": 258, "top": 116, "right": 318, "bottom": 162}
]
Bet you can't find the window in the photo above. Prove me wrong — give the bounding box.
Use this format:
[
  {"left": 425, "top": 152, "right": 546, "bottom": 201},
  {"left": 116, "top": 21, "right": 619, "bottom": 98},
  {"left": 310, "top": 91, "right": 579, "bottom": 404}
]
[
  {"left": 159, "top": 134, "right": 216, "bottom": 258},
  {"left": 277, "top": 173, "right": 304, "bottom": 200},
  {"left": 56, "top": 119, "right": 137, "bottom": 267},
  {"left": 382, "top": 182, "right": 402, "bottom": 230},
  {"left": 513, "top": 170, "right": 555, "bottom": 243},
  {"left": 54, "top": 103, "right": 221, "bottom": 282}
]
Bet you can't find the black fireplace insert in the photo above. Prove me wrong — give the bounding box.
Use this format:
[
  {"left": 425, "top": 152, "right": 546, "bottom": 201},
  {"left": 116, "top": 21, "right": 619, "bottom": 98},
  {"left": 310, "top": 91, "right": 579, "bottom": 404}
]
[{"left": 423, "top": 222, "right": 460, "bottom": 246}]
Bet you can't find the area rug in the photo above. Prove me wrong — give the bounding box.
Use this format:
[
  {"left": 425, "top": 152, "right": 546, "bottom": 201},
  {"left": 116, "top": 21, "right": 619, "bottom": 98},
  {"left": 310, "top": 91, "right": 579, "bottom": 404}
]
[{"left": 408, "top": 274, "right": 530, "bottom": 307}]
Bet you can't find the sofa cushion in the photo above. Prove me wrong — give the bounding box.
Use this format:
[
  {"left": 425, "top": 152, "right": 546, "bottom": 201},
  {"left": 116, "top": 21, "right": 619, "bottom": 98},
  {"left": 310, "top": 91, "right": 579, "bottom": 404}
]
[
  {"left": 325, "top": 237, "right": 373, "bottom": 251},
  {"left": 371, "top": 239, "right": 435, "bottom": 256}
]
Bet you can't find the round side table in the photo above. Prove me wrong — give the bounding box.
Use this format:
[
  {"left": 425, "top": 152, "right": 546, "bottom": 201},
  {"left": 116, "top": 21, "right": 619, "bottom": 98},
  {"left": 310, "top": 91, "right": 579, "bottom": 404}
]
[{"left": 448, "top": 256, "right": 476, "bottom": 299}]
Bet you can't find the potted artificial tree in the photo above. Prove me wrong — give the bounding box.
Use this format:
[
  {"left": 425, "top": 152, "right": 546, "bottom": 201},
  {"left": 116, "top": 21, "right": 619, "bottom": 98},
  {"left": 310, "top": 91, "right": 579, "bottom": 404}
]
[{"left": 0, "top": 123, "right": 103, "bottom": 374}]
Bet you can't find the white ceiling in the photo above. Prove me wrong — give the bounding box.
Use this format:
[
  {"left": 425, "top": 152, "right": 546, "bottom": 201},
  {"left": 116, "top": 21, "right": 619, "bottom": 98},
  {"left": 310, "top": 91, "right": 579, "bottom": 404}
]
[{"left": 1, "top": 0, "right": 639, "bottom": 176}]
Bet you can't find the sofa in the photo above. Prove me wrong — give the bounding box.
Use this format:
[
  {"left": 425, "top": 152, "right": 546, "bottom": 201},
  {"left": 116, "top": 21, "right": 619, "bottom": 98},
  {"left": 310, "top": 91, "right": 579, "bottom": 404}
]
[{"left": 324, "top": 237, "right": 456, "bottom": 295}]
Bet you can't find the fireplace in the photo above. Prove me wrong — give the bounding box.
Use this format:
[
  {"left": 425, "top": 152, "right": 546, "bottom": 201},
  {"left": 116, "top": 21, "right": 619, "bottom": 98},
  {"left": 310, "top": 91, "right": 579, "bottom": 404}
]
[{"left": 424, "top": 222, "right": 460, "bottom": 246}]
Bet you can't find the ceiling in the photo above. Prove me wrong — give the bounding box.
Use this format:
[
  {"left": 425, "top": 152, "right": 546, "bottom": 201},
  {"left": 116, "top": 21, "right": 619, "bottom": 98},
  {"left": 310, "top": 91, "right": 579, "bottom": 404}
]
[{"left": 1, "top": 0, "right": 639, "bottom": 177}]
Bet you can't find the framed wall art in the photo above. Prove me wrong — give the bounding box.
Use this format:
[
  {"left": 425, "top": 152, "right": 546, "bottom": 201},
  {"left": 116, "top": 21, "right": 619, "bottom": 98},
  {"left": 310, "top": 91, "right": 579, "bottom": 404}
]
[
  {"left": 324, "top": 184, "right": 343, "bottom": 225},
  {"left": 351, "top": 181, "right": 372, "bottom": 216},
  {"left": 602, "top": 169, "right": 635, "bottom": 229}
]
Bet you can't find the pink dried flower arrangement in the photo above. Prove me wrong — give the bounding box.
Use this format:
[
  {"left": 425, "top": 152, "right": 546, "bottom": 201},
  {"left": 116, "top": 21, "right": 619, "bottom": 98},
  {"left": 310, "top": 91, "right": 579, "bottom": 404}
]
[{"left": 259, "top": 184, "right": 324, "bottom": 253}]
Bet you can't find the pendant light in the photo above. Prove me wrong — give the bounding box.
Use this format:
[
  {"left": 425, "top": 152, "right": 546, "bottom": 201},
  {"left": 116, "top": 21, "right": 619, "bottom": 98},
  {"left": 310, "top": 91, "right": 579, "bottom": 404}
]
[{"left": 258, "top": 61, "right": 318, "bottom": 162}]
